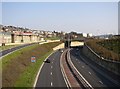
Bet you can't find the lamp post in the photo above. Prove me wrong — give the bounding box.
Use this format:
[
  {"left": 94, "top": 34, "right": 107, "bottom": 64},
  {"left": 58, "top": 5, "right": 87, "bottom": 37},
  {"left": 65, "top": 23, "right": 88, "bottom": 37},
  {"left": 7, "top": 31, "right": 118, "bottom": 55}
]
[{"left": 2, "top": 32, "right": 5, "bottom": 46}]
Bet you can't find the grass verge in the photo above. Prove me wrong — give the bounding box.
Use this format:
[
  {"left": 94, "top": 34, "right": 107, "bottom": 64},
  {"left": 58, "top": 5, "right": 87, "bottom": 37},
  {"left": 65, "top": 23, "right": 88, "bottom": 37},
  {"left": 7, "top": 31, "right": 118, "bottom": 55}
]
[
  {"left": 14, "top": 51, "right": 53, "bottom": 87},
  {"left": 0, "top": 45, "right": 19, "bottom": 51},
  {"left": 2, "top": 41, "right": 62, "bottom": 87}
]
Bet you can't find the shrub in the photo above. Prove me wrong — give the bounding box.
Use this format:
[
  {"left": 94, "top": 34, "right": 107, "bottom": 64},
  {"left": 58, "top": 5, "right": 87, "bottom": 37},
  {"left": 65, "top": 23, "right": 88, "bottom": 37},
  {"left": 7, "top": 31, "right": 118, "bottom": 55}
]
[{"left": 86, "top": 38, "right": 120, "bottom": 61}]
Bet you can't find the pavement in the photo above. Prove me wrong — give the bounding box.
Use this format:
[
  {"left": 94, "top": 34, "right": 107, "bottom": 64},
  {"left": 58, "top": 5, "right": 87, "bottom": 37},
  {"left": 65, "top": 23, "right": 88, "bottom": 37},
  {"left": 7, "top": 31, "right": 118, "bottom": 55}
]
[
  {"left": 35, "top": 50, "right": 67, "bottom": 88},
  {"left": 70, "top": 46, "right": 120, "bottom": 88}
]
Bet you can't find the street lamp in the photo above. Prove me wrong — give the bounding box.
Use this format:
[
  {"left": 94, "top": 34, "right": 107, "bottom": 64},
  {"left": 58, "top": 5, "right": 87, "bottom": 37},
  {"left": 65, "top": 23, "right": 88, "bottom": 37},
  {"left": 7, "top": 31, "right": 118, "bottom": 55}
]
[{"left": 2, "top": 32, "right": 5, "bottom": 46}]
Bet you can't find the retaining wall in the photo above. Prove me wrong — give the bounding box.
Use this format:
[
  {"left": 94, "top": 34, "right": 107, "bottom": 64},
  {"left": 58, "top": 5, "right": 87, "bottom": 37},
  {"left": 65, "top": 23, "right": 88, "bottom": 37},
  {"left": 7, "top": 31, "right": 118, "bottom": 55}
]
[{"left": 82, "top": 43, "right": 120, "bottom": 76}]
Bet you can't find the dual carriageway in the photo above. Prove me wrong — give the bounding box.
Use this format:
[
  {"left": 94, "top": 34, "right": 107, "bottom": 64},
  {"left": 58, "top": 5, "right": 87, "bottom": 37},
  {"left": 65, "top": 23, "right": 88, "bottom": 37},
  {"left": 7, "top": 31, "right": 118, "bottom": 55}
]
[{"left": 1, "top": 40, "right": 120, "bottom": 89}]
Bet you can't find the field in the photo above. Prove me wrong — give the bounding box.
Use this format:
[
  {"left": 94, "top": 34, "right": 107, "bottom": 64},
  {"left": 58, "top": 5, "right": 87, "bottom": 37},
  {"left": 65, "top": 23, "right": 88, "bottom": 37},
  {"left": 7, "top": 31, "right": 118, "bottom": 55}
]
[
  {"left": 86, "top": 38, "right": 120, "bottom": 61},
  {"left": 2, "top": 41, "right": 62, "bottom": 87}
]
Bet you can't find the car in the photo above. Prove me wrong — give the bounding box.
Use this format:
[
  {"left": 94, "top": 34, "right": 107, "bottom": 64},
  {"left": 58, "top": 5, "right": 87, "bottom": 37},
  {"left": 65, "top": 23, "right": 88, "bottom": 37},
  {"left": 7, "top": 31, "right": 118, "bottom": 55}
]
[
  {"left": 44, "top": 58, "right": 50, "bottom": 63},
  {"left": 59, "top": 49, "right": 63, "bottom": 53},
  {"left": 61, "top": 50, "right": 63, "bottom": 53}
]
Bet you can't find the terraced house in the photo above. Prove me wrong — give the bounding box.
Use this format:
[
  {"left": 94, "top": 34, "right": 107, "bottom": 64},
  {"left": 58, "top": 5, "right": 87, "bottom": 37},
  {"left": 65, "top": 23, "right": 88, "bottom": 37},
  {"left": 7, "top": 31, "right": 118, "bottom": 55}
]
[{"left": 0, "top": 25, "right": 41, "bottom": 46}]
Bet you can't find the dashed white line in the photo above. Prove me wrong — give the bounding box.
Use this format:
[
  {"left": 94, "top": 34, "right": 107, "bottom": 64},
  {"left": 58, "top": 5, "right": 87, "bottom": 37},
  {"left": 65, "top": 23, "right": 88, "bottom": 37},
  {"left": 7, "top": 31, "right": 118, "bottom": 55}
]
[
  {"left": 89, "top": 72, "right": 91, "bottom": 75},
  {"left": 51, "top": 66, "right": 53, "bottom": 69},
  {"left": 52, "top": 62, "right": 53, "bottom": 64},
  {"left": 51, "top": 72, "right": 52, "bottom": 75},
  {"left": 51, "top": 82, "right": 53, "bottom": 86},
  {"left": 82, "top": 66, "right": 84, "bottom": 68},
  {"left": 99, "top": 81, "right": 103, "bottom": 84}
]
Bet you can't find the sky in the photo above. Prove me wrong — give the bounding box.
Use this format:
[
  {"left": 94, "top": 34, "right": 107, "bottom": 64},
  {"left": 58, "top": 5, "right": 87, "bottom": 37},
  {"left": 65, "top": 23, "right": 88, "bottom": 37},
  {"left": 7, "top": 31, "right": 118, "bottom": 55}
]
[{"left": 1, "top": 1, "right": 119, "bottom": 35}]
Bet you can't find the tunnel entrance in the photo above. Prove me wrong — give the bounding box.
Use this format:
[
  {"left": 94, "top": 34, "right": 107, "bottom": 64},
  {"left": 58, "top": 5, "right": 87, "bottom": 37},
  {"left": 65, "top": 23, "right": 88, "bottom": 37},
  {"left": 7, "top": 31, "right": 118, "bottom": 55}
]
[{"left": 64, "top": 41, "right": 71, "bottom": 48}]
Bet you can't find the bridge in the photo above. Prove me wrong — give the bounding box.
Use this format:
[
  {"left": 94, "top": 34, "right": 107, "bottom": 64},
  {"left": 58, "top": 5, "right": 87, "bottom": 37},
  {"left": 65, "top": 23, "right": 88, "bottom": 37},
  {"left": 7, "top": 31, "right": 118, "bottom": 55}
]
[{"left": 60, "top": 33, "right": 86, "bottom": 48}]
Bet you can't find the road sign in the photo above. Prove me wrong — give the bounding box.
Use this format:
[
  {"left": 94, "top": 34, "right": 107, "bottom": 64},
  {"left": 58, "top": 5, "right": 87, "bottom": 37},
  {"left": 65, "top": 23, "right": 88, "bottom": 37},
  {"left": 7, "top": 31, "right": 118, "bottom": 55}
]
[{"left": 31, "top": 56, "right": 36, "bottom": 62}]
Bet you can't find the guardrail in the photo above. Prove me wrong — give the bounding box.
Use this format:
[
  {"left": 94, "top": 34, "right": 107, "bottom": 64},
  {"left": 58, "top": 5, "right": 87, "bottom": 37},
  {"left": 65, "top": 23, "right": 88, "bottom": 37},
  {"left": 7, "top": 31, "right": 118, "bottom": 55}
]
[
  {"left": 60, "top": 48, "right": 93, "bottom": 89},
  {"left": 67, "top": 49, "right": 93, "bottom": 89},
  {"left": 83, "top": 43, "right": 120, "bottom": 76},
  {"left": 60, "top": 50, "right": 71, "bottom": 89}
]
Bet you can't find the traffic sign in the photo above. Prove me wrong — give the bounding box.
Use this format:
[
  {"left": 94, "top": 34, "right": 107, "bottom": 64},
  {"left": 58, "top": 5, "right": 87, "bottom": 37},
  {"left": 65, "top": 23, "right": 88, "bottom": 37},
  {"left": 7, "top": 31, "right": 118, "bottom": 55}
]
[{"left": 31, "top": 56, "right": 36, "bottom": 62}]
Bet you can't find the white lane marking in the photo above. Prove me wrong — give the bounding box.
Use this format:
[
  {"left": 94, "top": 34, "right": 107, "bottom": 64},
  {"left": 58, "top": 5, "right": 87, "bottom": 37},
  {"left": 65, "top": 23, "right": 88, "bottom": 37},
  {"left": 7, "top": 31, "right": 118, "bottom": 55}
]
[
  {"left": 33, "top": 51, "right": 55, "bottom": 88},
  {"left": 89, "top": 72, "right": 91, "bottom": 75},
  {"left": 68, "top": 49, "right": 93, "bottom": 89},
  {"left": 51, "top": 66, "right": 53, "bottom": 69},
  {"left": 60, "top": 50, "right": 72, "bottom": 88},
  {"left": 51, "top": 72, "right": 52, "bottom": 75},
  {"left": 51, "top": 82, "right": 53, "bottom": 86},
  {"left": 79, "top": 62, "right": 80, "bottom": 63},
  {"left": 99, "top": 81, "right": 103, "bottom": 84},
  {"left": 53, "top": 58, "right": 54, "bottom": 60},
  {"left": 82, "top": 66, "right": 84, "bottom": 68},
  {"left": 76, "top": 58, "right": 77, "bottom": 60},
  {"left": 52, "top": 62, "right": 53, "bottom": 64}
]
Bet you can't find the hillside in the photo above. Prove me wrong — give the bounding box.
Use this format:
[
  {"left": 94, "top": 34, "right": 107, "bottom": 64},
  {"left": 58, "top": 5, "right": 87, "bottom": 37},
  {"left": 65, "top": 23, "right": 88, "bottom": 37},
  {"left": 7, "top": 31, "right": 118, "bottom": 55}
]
[{"left": 86, "top": 38, "right": 120, "bottom": 61}]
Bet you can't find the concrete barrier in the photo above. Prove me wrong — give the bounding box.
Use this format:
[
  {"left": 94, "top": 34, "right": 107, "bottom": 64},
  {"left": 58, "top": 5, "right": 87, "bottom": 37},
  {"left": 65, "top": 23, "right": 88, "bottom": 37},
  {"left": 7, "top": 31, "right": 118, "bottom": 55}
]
[{"left": 82, "top": 43, "right": 120, "bottom": 76}]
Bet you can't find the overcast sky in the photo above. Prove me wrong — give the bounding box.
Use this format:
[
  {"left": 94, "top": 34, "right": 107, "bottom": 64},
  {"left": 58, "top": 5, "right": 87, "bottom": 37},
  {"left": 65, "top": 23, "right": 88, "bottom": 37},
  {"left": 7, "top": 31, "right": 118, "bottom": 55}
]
[{"left": 1, "top": 1, "right": 119, "bottom": 35}]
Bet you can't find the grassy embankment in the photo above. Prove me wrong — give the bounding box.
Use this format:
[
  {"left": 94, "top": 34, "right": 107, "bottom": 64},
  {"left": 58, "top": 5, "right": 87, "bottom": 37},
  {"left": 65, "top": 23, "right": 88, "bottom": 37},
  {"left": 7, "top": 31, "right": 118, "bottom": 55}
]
[
  {"left": 0, "top": 45, "right": 20, "bottom": 51},
  {"left": 2, "top": 41, "right": 62, "bottom": 87},
  {"left": 45, "top": 37, "right": 60, "bottom": 40},
  {"left": 86, "top": 38, "right": 120, "bottom": 61}
]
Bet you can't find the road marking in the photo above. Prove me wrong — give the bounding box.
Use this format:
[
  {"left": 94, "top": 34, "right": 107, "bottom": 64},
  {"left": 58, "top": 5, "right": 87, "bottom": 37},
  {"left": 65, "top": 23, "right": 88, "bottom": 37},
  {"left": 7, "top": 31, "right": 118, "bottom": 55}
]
[
  {"left": 51, "top": 72, "right": 52, "bottom": 75},
  {"left": 60, "top": 49, "right": 72, "bottom": 88},
  {"left": 99, "top": 81, "right": 103, "bottom": 84},
  {"left": 89, "top": 72, "right": 91, "bottom": 75},
  {"left": 76, "top": 58, "right": 77, "bottom": 60},
  {"left": 51, "top": 82, "right": 53, "bottom": 86},
  {"left": 82, "top": 66, "right": 84, "bottom": 68},
  {"left": 51, "top": 66, "right": 53, "bottom": 69},
  {"left": 52, "top": 62, "right": 53, "bottom": 64},
  {"left": 79, "top": 62, "right": 80, "bottom": 63},
  {"left": 53, "top": 58, "right": 54, "bottom": 60},
  {"left": 68, "top": 49, "right": 93, "bottom": 89},
  {"left": 33, "top": 51, "right": 56, "bottom": 88}
]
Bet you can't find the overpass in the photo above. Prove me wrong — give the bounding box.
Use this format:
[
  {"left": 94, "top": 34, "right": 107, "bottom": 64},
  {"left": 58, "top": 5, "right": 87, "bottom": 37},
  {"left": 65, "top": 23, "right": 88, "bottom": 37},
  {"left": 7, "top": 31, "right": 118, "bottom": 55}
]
[{"left": 60, "top": 34, "right": 86, "bottom": 48}]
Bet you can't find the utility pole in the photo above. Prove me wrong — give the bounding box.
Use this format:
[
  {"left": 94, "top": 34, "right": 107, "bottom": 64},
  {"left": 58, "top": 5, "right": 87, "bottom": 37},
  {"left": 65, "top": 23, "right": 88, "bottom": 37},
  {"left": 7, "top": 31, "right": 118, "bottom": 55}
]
[{"left": 68, "top": 33, "right": 70, "bottom": 48}]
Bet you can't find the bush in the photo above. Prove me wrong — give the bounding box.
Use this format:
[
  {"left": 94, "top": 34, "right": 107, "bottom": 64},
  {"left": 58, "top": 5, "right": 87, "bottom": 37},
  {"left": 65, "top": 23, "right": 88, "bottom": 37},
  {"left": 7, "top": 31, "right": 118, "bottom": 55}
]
[{"left": 86, "top": 38, "right": 120, "bottom": 61}]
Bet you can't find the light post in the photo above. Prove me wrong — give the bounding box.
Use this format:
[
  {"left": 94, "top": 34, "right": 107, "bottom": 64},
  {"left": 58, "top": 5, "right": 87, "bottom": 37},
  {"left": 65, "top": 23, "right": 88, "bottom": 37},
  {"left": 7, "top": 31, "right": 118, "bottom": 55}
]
[
  {"left": 2, "top": 32, "right": 5, "bottom": 46},
  {"left": 68, "top": 33, "right": 70, "bottom": 48}
]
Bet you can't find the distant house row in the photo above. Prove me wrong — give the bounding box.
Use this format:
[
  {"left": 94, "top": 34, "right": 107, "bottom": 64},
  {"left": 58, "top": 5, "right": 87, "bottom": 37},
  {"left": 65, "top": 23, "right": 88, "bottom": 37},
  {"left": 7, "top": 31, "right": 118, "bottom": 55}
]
[
  {"left": 0, "top": 25, "right": 66, "bottom": 45},
  {"left": 0, "top": 31, "right": 44, "bottom": 45}
]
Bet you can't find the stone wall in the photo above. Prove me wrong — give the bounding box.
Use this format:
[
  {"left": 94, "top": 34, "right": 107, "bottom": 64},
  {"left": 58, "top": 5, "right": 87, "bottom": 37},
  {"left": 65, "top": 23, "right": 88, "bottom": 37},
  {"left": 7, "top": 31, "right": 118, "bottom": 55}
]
[{"left": 82, "top": 43, "right": 120, "bottom": 76}]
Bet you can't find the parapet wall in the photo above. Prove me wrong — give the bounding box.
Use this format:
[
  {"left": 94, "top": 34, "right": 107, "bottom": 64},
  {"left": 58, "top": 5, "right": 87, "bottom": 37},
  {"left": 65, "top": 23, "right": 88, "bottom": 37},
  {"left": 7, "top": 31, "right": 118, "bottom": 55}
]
[{"left": 82, "top": 43, "right": 120, "bottom": 76}]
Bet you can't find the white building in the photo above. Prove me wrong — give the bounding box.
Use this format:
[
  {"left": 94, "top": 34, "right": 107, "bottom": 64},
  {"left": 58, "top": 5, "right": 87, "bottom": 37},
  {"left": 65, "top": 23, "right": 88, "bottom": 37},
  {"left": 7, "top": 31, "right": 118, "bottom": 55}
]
[{"left": 82, "top": 33, "right": 87, "bottom": 37}]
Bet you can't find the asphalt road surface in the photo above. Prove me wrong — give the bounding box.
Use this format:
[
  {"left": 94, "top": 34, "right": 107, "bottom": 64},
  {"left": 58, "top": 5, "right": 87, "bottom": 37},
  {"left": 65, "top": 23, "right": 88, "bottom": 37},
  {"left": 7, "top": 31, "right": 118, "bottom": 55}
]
[
  {"left": 70, "top": 46, "right": 120, "bottom": 88},
  {"left": 35, "top": 50, "right": 67, "bottom": 88},
  {"left": 0, "top": 43, "right": 37, "bottom": 57}
]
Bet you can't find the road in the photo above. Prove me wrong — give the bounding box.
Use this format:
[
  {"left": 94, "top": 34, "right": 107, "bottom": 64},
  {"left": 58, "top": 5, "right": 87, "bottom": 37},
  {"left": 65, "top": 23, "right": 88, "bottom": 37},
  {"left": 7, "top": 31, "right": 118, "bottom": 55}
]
[
  {"left": 35, "top": 50, "right": 67, "bottom": 88},
  {"left": 0, "top": 43, "right": 38, "bottom": 57},
  {"left": 70, "top": 46, "right": 120, "bottom": 88}
]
